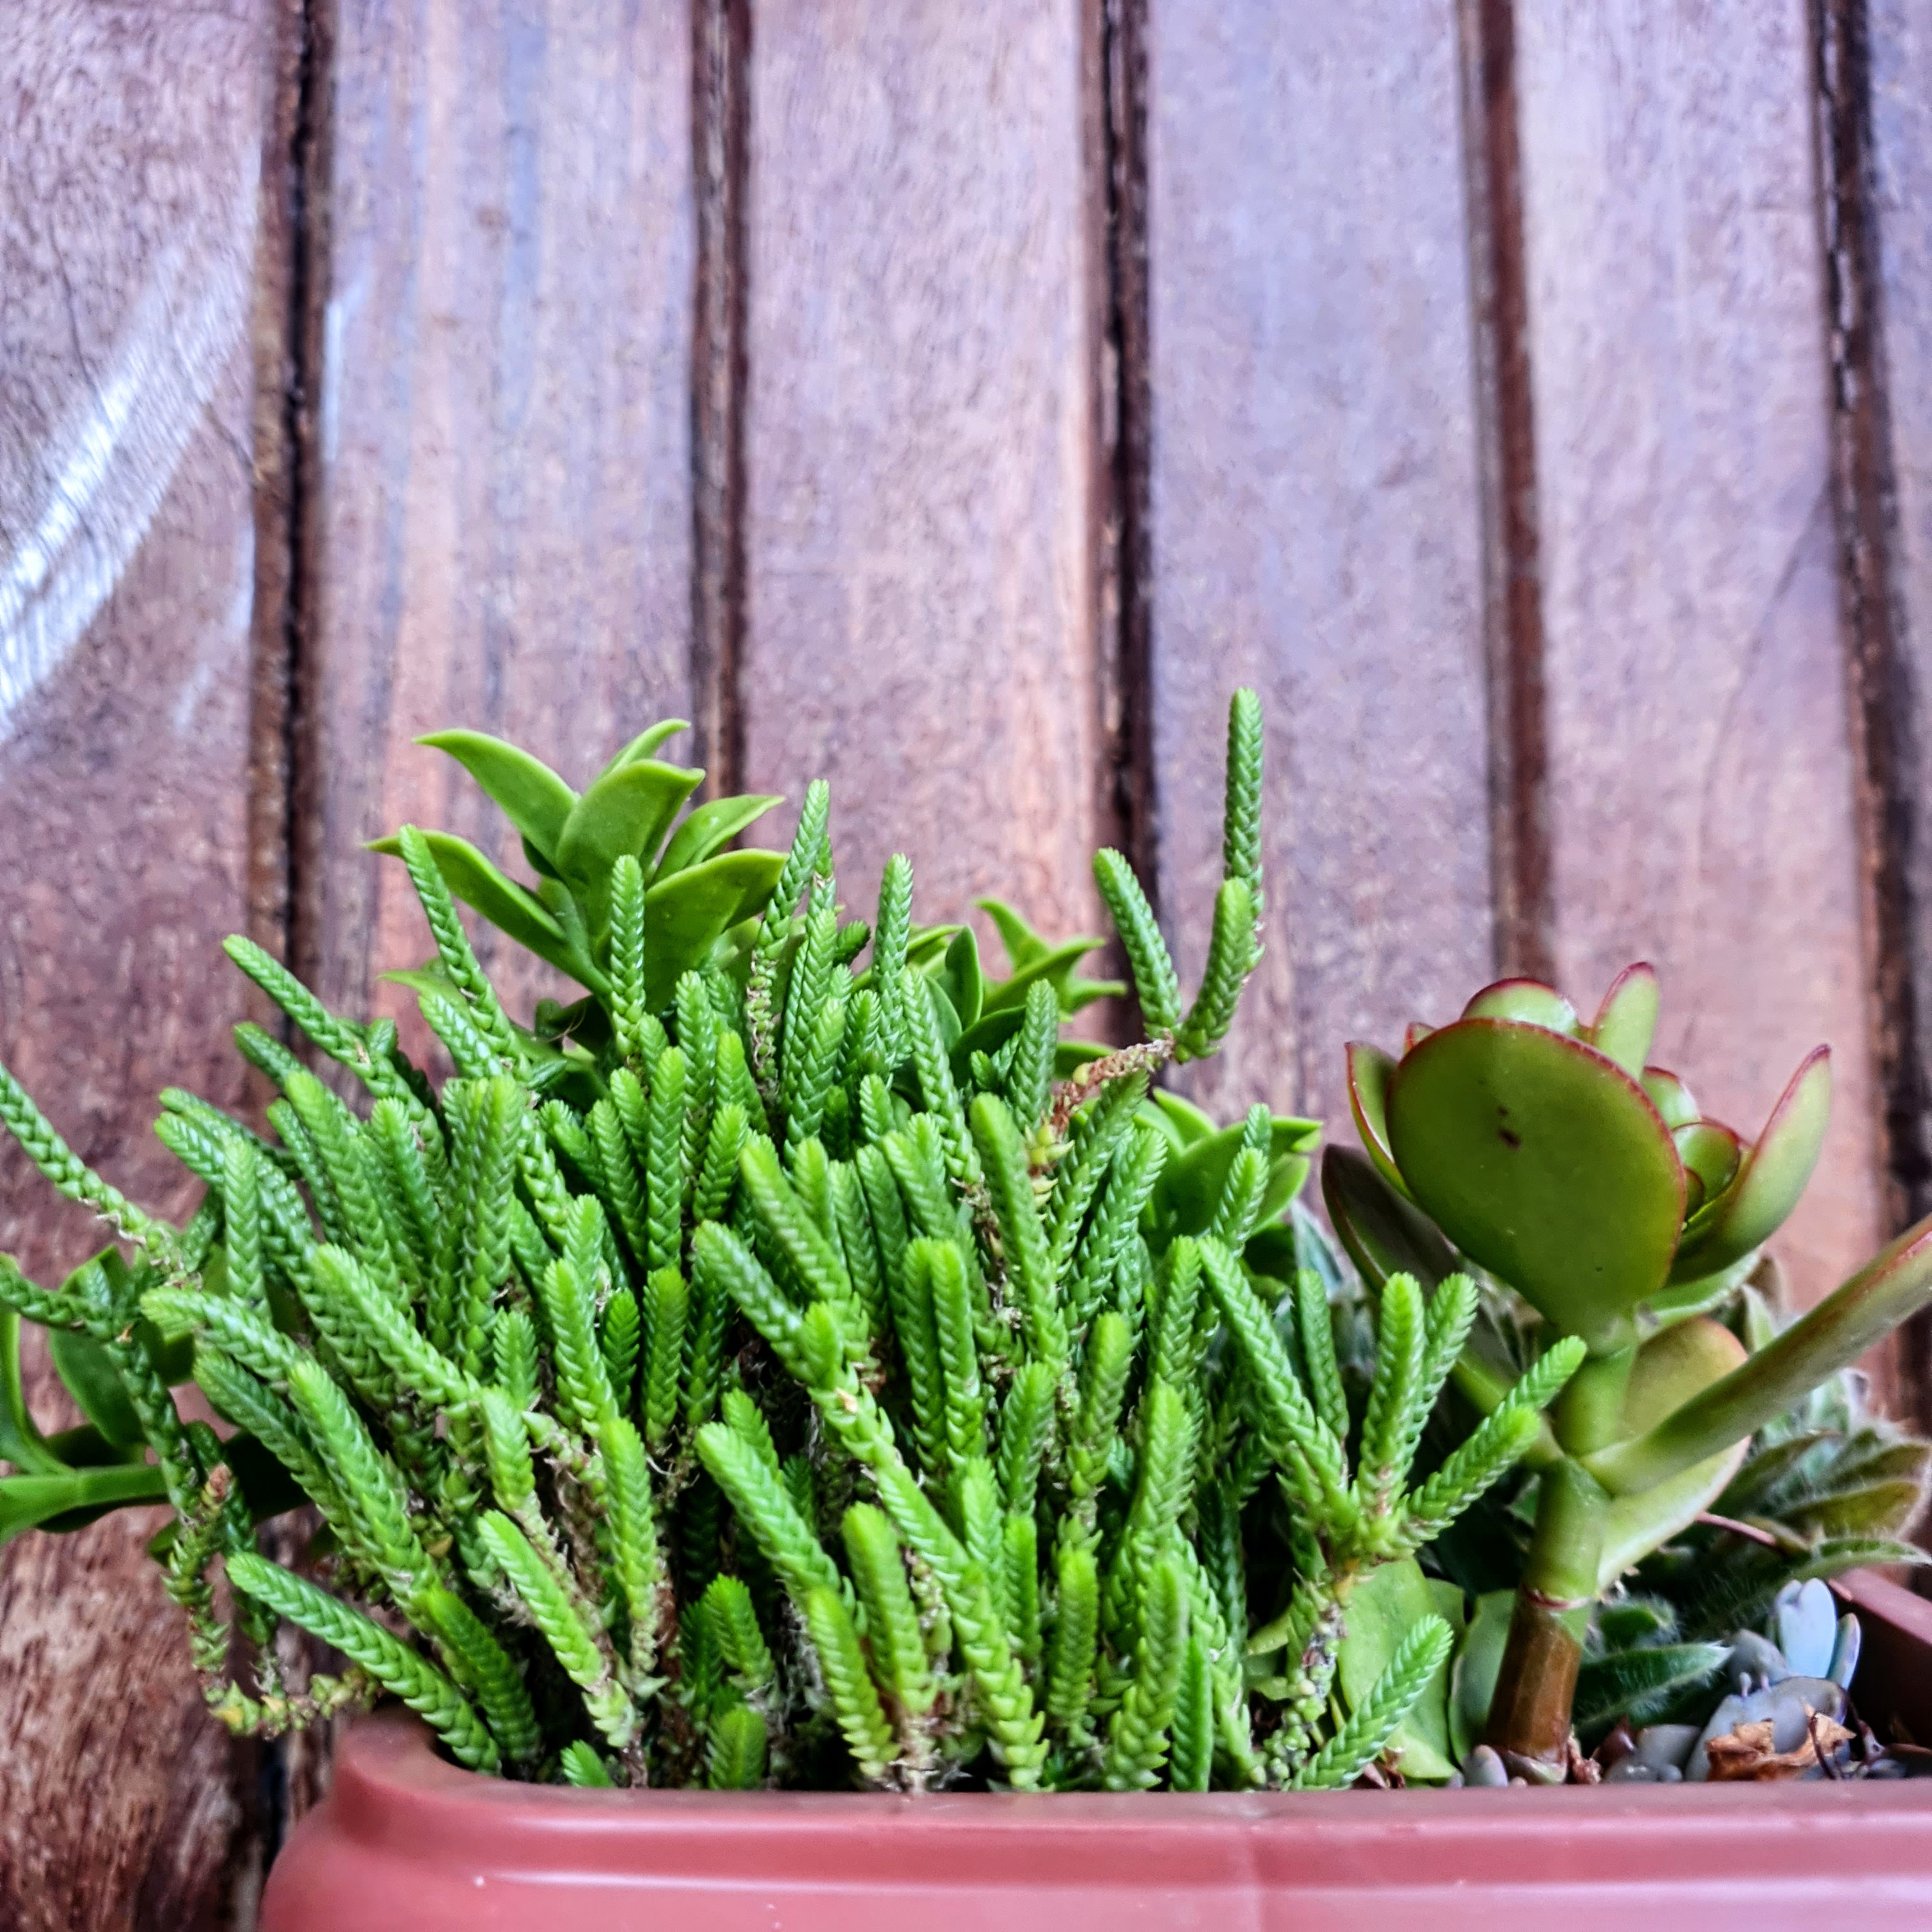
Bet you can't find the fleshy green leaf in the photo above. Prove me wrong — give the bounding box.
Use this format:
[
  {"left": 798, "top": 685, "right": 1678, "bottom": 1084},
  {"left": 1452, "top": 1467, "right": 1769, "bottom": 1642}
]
[
  {"left": 1587, "top": 963, "right": 1660, "bottom": 1077},
  {"left": 369, "top": 831, "right": 592, "bottom": 987},
  {"left": 416, "top": 730, "right": 577, "bottom": 862},
  {"left": 656, "top": 793, "right": 785, "bottom": 881},
  {"left": 1388, "top": 1020, "right": 1685, "bottom": 1350}
]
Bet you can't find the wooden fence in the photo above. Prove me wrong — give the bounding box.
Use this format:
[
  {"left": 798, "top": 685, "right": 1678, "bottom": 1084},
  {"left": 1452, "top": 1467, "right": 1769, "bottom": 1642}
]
[{"left": 2, "top": 0, "right": 1928, "bottom": 1922}]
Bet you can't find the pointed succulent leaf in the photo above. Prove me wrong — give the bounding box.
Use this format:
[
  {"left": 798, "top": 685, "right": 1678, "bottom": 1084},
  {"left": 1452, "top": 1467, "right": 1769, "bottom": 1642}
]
[
  {"left": 415, "top": 730, "right": 577, "bottom": 862},
  {"left": 655, "top": 793, "right": 785, "bottom": 881},
  {"left": 1, "top": 1462, "right": 171, "bottom": 1547},
  {"left": 369, "top": 831, "right": 594, "bottom": 987},
  {"left": 1386, "top": 1020, "right": 1685, "bottom": 1349},
  {"left": 1668, "top": 1048, "right": 1831, "bottom": 1284},
  {"left": 596, "top": 719, "right": 692, "bottom": 781},
  {"left": 1459, "top": 978, "right": 1579, "bottom": 1034},
  {"left": 1153, "top": 1112, "right": 1319, "bottom": 1239},
  {"left": 639, "top": 851, "right": 788, "bottom": 1009},
  {"left": 556, "top": 758, "right": 705, "bottom": 940},
  {"left": 937, "top": 927, "right": 984, "bottom": 1034},
  {"left": 1586, "top": 962, "right": 1660, "bottom": 1077}
]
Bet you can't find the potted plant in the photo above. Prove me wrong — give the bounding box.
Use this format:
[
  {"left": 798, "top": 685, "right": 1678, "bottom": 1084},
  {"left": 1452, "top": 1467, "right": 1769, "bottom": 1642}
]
[{"left": 1, "top": 694, "right": 1928, "bottom": 1932}]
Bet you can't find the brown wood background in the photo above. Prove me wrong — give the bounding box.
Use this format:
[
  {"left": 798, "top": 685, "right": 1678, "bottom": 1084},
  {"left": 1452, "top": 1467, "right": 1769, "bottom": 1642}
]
[{"left": 2, "top": 0, "right": 1928, "bottom": 1921}]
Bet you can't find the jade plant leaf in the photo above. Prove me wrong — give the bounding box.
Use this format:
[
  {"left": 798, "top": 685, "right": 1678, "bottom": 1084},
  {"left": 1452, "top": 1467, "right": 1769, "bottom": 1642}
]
[
  {"left": 1386, "top": 1021, "right": 1685, "bottom": 1349},
  {"left": 1668, "top": 1048, "right": 1832, "bottom": 1284},
  {"left": 1335, "top": 1558, "right": 1459, "bottom": 1781},
  {"left": 1460, "top": 978, "right": 1580, "bottom": 1034},
  {"left": 1640, "top": 1066, "right": 1700, "bottom": 1129},
  {"left": 1345, "top": 1041, "right": 1407, "bottom": 1200},
  {"left": 1586, "top": 962, "right": 1660, "bottom": 1078},
  {"left": 1320, "top": 1146, "right": 1458, "bottom": 1295},
  {"left": 1596, "top": 1317, "right": 1751, "bottom": 1588},
  {"left": 416, "top": 730, "right": 576, "bottom": 863},
  {"left": 654, "top": 793, "right": 784, "bottom": 882}
]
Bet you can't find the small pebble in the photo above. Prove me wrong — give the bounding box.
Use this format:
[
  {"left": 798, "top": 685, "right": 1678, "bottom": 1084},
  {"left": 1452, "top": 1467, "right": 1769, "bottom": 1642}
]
[
  {"left": 1630, "top": 1724, "right": 1701, "bottom": 1774},
  {"left": 1604, "top": 1759, "right": 1657, "bottom": 1783},
  {"left": 1464, "top": 1745, "right": 1509, "bottom": 1788}
]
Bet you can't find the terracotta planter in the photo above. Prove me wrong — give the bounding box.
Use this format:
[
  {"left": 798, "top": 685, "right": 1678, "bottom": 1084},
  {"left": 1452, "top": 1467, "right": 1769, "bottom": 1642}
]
[{"left": 262, "top": 1570, "right": 1932, "bottom": 1931}]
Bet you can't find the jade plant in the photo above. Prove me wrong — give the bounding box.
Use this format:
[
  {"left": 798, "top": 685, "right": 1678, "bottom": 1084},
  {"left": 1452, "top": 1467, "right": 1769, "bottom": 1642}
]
[
  {"left": 0, "top": 694, "right": 1580, "bottom": 1791},
  {"left": 1330, "top": 970, "right": 1932, "bottom": 1777}
]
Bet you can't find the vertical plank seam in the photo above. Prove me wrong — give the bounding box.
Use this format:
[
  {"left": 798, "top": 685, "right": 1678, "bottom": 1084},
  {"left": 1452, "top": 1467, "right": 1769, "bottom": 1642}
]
[
  {"left": 1093, "top": 0, "right": 1156, "bottom": 900},
  {"left": 1809, "top": 0, "right": 1932, "bottom": 1432},
  {"left": 247, "top": 0, "right": 335, "bottom": 1889},
  {"left": 1086, "top": 0, "right": 1154, "bottom": 1050},
  {"left": 690, "top": 0, "right": 750, "bottom": 800},
  {"left": 1455, "top": 0, "right": 1554, "bottom": 986}
]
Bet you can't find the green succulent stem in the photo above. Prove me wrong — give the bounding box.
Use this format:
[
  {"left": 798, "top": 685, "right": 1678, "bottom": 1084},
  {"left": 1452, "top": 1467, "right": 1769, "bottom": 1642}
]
[{"left": 1483, "top": 1457, "right": 1607, "bottom": 1773}]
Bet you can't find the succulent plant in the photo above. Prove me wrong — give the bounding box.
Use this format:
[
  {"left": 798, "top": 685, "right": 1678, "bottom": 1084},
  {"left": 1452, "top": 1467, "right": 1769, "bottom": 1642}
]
[
  {"left": 1328, "top": 969, "right": 1932, "bottom": 1777},
  {"left": 0, "top": 693, "right": 1578, "bottom": 1792},
  {"left": 369, "top": 722, "right": 791, "bottom": 1043}
]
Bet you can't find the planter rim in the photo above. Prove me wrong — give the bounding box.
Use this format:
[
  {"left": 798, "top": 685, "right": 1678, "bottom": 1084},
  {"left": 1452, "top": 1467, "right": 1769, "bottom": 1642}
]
[
  {"left": 262, "top": 1570, "right": 1932, "bottom": 1929},
  {"left": 318, "top": 1570, "right": 1932, "bottom": 1863}
]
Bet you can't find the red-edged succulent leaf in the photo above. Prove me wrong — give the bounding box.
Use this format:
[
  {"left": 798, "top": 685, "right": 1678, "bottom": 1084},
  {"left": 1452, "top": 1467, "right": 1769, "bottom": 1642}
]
[
  {"left": 1640, "top": 1066, "right": 1700, "bottom": 1130},
  {"left": 1346, "top": 1040, "right": 1410, "bottom": 1200},
  {"left": 1459, "top": 977, "right": 1581, "bottom": 1034},
  {"left": 1597, "top": 1317, "right": 1752, "bottom": 1586},
  {"left": 1673, "top": 1119, "right": 1741, "bottom": 1211},
  {"left": 1321, "top": 1145, "right": 1460, "bottom": 1294},
  {"left": 1588, "top": 962, "right": 1660, "bottom": 1077},
  {"left": 1386, "top": 1020, "right": 1685, "bottom": 1349},
  {"left": 1404, "top": 1021, "right": 1434, "bottom": 1054},
  {"left": 1668, "top": 1048, "right": 1831, "bottom": 1285}
]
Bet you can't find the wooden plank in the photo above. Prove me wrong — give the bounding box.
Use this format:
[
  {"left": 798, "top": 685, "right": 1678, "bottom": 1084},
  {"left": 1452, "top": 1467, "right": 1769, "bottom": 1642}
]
[
  {"left": 1515, "top": 2, "right": 1883, "bottom": 1313},
  {"left": 305, "top": 0, "right": 698, "bottom": 1035},
  {"left": 740, "top": 1, "right": 1112, "bottom": 946},
  {"left": 0, "top": 1, "right": 283, "bottom": 1920},
  {"left": 1146, "top": 4, "right": 1496, "bottom": 1128},
  {"left": 1867, "top": 0, "right": 1932, "bottom": 1422}
]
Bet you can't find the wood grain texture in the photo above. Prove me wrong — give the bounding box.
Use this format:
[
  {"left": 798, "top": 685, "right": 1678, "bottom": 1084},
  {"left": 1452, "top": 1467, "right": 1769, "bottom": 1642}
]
[
  {"left": 1869, "top": 0, "right": 1932, "bottom": 1423},
  {"left": 1817, "top": 0, "right": 1932, "bottom": 1425},
  {"left": 0, "top": 2, "right": 278, "bottom": 1922},
  {"left": 1516, "top": 1, "right": 1882, "bottom": 1313},
  {"left": 1872, "top": 1, "right": 1932, "bottom": 710},
  {"left": 305, "top": 0, "right": 696, "bottom": 1038},
  {"left": 1146, "top": 4, "right": 1495, "bottom": 1128},
  {"left": 740, "top": 0, "right": 1111, "bottom": 946}
]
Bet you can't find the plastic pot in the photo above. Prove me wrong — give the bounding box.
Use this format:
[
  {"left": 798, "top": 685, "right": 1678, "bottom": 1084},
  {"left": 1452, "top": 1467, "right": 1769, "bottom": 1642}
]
[{"left": 261, "top": 1569, "right": 1932, "bottom": 1931}]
